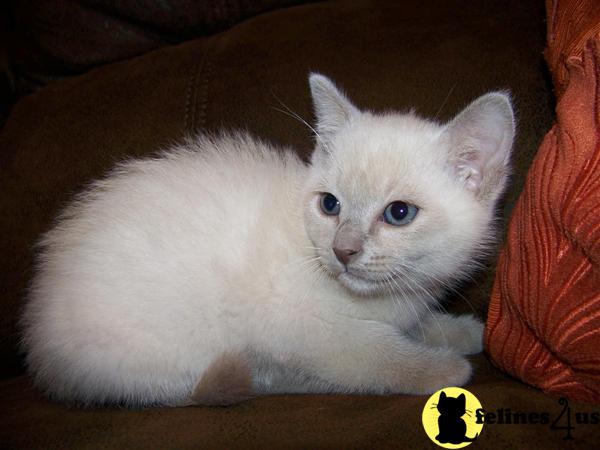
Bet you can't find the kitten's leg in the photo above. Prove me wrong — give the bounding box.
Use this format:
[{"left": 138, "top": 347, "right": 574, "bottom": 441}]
[
  {"left": 191, "top": 352, "right": 255, "bottom": 406},
  {"left": 190, "top": 350, "right": 339, "bottom": 404},
  {"left": 269, "top": 320, "right": 473, "bottom": 395},
  {"left": 190, "top": 318, "right": 477, "bottom": 402},
  {"left": 251, "top": 351, "right": 341, "bottom": 395},
  {"left": 414, "top": 312, "right": 484, "bottom": 355}
]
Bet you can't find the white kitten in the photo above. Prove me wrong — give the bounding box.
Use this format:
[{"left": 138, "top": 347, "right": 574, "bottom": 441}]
[{"left": 20, "top": 74, "right": 514, "bottom": 407}]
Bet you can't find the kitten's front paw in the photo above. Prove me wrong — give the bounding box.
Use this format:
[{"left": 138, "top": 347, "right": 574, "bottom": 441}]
[
  {"left": 415, "top": 353, "right": 473, "bottom": 395},
  {"left": 450, "top": 314, "right": 484, "bottom": 355},
  {"left": 419, "top": 313, "right": 485, "bottom": 355}
]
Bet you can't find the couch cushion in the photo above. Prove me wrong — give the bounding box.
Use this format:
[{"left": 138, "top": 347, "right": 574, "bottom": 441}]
[{"left": 2, "top": 354, "right": 600, "bottom": 448}]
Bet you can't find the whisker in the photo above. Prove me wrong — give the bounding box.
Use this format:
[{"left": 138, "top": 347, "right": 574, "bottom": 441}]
[
  {"left": 384, "top": 263, "right": 449, "bottom": 347},
  {"left": 389, "top": 258, "right": 478, "bottom": 315},
  {"left": 272, "top": 256, "right": 327, "bottom": 321},
  {"left": 384, "top": 269, "right": 426, "bottom": 342},
  {"left": 272, "top": 258, "right": 321, "bottom": 283},
  {"left": 269, "top": 92, "right": 332, "bottom": 154},
  {"left": 433, "top": 82, "right": 457, "bottom": 121},
  {"left": 296, "top": 259, "right": 327, "bottom": 309}
]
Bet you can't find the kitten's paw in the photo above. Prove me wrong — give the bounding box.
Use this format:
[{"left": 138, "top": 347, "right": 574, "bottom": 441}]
[
  {"left": 450, "top": 314, "right": 484, "bottom": 355},
  {"left": 419, "top": 313, "right": 485, "bottom": 355},
  {"left": 416, "top": 353, "right": 473, "bottom": 394}
]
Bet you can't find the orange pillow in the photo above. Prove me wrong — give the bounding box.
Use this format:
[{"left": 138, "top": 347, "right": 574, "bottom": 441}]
[
  {"left": 544, "top": 0, "right": 600, "bottom": 98},
  {"left": 485, "top": 36, "right": 600, "bottom": 403}
]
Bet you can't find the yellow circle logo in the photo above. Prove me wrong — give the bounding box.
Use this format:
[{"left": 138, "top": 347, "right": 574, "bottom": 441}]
[{"left": 422, "top": 387, "right": 484, "bottom": 448}]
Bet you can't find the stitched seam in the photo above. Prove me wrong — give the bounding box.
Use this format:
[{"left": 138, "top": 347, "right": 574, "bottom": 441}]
[
  {"left": 196, "top": 55, "right": 214, "bottom": 130},
  {"left": 183, "top": 49, "right": 202, "bottom": 131},
  {"left": 184, "top": 59, "right": 199, "bottom": 132},
  {"left": 185, "top": 36, "right": 219, "bottom": 133},
  {"left": 184, "top": 39, "right": 212, "bottom": 133}
]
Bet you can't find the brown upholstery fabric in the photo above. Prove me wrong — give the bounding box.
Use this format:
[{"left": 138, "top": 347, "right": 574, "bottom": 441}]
[
  {"left": 3, "top": 0, "right": 598, "bottom": 447},
  {"left": 10, "top": 0, "right": 312, "bottom": 92}
]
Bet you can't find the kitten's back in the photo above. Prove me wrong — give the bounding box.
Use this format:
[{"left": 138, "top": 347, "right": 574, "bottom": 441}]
[{"left": 20, "top": 133, "right": 308, "bottom": 406}]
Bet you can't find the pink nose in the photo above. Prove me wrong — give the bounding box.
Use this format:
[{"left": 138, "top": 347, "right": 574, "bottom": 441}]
[{"left": 333, "top": 247, "right": 360, "bottom": 266}]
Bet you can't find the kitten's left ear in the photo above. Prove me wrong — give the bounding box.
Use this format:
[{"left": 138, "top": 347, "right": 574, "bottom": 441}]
[
  {"left": 443, "top": 92, "right": 515, "bottom": 202},
  {"left": 309, "top": 73, "right": 360, "bottom": 145}
]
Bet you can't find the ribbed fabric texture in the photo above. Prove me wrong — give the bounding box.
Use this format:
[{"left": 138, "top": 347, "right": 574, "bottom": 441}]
[
  {"left": 545, "top": 0, "right": 600, "bottom": 97},
  {"left": 486, "top": 0, "right": 600, "bottom": 404}
]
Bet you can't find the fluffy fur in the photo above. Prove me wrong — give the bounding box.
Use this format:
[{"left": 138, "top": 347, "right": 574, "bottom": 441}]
[{"left": 20, "top": 74, "right": 515, "bottom": 406}]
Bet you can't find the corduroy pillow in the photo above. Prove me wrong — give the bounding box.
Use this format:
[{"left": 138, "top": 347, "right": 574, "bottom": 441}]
[{"left": 485, "top": 35, "right": 600, "bottom": 403}]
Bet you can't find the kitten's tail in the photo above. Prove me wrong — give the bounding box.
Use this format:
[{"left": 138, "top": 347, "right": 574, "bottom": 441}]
[{"left": 464, "top": 432, "right": 479, "bottom": 442}]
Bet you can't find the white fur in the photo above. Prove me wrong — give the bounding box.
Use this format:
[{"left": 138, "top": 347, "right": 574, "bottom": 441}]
[{"left": 20, "top": 74, "right": 515, "bottom": 406}]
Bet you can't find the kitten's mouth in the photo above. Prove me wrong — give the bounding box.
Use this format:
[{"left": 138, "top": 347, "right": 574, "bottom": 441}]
[
  {"left": 337, "top": 270, "right": 385, "bottom": 295},
  {"left": 318, "top": 256, "right": 388, "bottom": 295},
  {"left": 343, "top": 270, "right": 377, "bottom": 282}
]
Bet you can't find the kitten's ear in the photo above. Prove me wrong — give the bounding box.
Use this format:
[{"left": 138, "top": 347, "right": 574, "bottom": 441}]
[
  {"left": 439, "top": 391, "right": 447, "bottom": 400},
  {"left": 309, "top": 73, "right": 359, "bottom": 145},
  {"left": 443, "top": 92, "right": 515, "bottom": 202},
  {"left": 458, "top": 393, "right": 466, "bottom": 408}
]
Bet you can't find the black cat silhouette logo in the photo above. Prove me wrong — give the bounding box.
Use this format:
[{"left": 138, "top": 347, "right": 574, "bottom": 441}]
[{"left": 422, "top": 387, "right": 484, "bottom": 448}]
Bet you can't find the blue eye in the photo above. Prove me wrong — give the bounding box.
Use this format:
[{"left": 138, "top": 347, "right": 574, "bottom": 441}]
[
  {"left": 320, "top": 193, "right": 340, "bottom": 215},
  {"left": 383, "top": 201, "right": 418, "bottom": 226}
]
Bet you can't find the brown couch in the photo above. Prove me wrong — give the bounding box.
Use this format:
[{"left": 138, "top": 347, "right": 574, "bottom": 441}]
[{"left": 2, "top": 1, "right": 599, "bottom": 448}]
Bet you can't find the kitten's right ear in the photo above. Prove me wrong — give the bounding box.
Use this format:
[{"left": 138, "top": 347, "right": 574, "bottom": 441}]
[
  {"left": 309, "top": 73, "right": 359, "bottom": 147},
  {"left": 439, "top": 391, "right": 447, "bottom": 400}
]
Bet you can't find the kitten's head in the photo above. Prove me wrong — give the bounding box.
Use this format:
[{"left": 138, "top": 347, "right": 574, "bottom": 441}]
[
  {"left": 303, "top": 74, "right": 515, "bottom": 297},
  {"left": 437, "top": 391, "right": 466, "bottom": 416}
]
